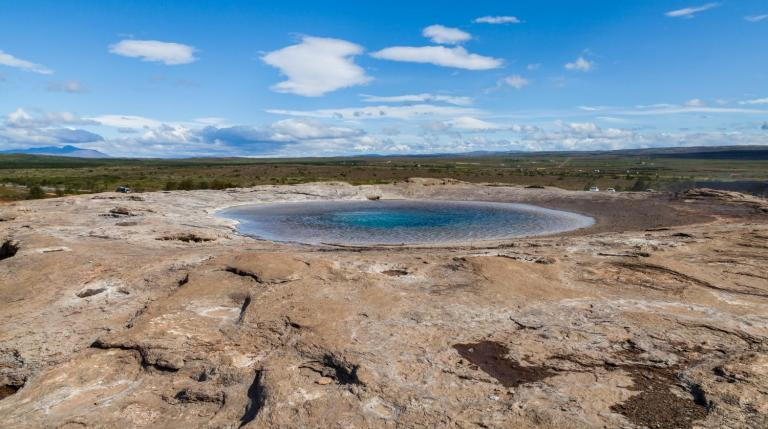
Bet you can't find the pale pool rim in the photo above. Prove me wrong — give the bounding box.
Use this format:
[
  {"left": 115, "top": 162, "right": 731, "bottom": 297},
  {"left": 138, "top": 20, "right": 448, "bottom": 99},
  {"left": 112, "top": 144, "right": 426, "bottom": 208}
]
[{"left": 215, "top": 199, "right": 596, "bottom": 247}]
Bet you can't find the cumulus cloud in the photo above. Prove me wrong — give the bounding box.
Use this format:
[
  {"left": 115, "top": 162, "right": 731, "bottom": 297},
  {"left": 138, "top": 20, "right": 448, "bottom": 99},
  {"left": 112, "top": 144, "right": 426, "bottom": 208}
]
[
  {"left": 665, "top": 3, "right": 719, "bottom": 18},
  {"left": 371, "top": 46, "right": 502, "bottom": 70},
  {"left": 684, "top": 98, "right": 705, "bottom": 107},
  {"left": 0, "top": 49, "right": 53, "bottom": 74},
  {"left": 449, "top": 116, "right": 505, "bottom": 131},
  {"left": 57, "top": 112, "right": 377, "bottom": 157},
  {"left": 262, "top": 36, "right": 371, "bottom": 97},
  {"left": 6, "top": 108, "right": 96, "bottom": 128},
  {"left": 739, "top": 97, "right": 768, "bottom": 105},
  {"left": 564, "top": 57, "right": 594, "bottom": 72},
  {"left": 108, "top": 39, "right": 197, "bottom": 65},
  {"left": 474, "top": 16, "right": 522, "bottom": 24},
  {"left": 190, "top": 119, "right": 372, "bottom": 156},
  {"left": 360, "top": 93, "right": 472, "bottom": 106},
  {"left": 89, "top": 114, "right": 163, "bottom": 129},
  {"left": 47, "top": 80, "right": 86, "bottom": 93},
  {"left": 422, "top": 25, "right": 471, "bottom": 44},
  {"left": 0, "top": 108, "right": 104, "bottom": 149},
  {"left": 268, "top": 118, "right": 365, "bottom": 140},
  {"left": 565, "top": 122, "right": 601, "bottom": 133},
  {"left": 745, "top": 14, "right": 768, "bottom": 22},
  {"left": 499, "top": 75, "right": 530, "bottom": 89}
]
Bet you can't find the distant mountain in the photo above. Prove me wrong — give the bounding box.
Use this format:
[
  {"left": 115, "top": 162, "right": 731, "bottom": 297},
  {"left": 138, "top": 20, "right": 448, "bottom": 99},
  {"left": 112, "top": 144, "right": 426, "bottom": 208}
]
[{"left": 0, "top": 145, "right": 109, "bottom": 158}]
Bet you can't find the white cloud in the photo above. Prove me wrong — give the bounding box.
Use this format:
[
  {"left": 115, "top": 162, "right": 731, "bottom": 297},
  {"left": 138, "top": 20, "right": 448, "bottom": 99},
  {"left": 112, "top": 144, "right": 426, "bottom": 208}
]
[
  {"left": 0, "top": 108, "right": 104, "bottom": 148},
  {"left": 500, "top": 75, "right": 530, "bottom": 89},
  {"left": 564, "top": 57, "right": 594, "bottom": 72},
  {"left": 89, "top": 114, "right": 164, "bottom": 129},
  {"left": 267, "top": 104, "right": 479, "bottom": 120},
  {"left": 0, "top": 49, "right": 53, "bottom": 74},
  {"left": 684, "top": 98, "right": 705, "bottom": 107},
  {"left": 739, "top": 97, "right": 768, "bottom": 105},
  {"left": 6, "top": 108, "right": 95, "bottom": 128},
  {"left": 108, "top": 39, "right": 197, "bottom": 65},
  {"left": 371, "top": 46, "right": 502, "bottom": 70},
  {"left": 566, "top": 122, "right": 600, "bottom": 133},
  {"left": 262, "top": 36, "right": 371, "bottom": 97},
  {"left": 527, "top": 63, "right": 541, "bottom": 70},
  {"left": 474, "top": 16, "right": 522, "bottom": 24},
  {"left": 665, "top": 3, "right": 719, "bottom": 18},
  {"left": 449, "top": 116, "right": 504, "bottom": 131},
  {"left": 194, "top": 117, "right": 230, "bottom": 127},
  {"left": 617, "top": 105, "right": 765, "bottom": 116},
  {"left": 360, "top": 93, "right": 472, "bottom": 106},
  {"left": 269, "top": 118, "right": 364, "bottom": 140},
  {"left": 47, "top": 80, "right": 85, "bottom": 93},
  {"left": 745, "top": 14, "right": 768, "bottom": 22},
  {"left": 422, "top": 25, "right": 471, "bottom": 44}
]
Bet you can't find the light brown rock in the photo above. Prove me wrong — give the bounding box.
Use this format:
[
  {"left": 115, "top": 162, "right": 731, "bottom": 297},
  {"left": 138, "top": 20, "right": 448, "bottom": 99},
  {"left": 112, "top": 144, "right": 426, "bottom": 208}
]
[{"left": 0, "top": 182, "right": 766, "bottom": 428}]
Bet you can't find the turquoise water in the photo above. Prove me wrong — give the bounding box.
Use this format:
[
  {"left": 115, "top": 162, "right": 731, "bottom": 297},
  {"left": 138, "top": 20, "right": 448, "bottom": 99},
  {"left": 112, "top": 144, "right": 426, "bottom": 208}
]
[{"left": 218, "top": 200, "right": 594, "bottom": 245}]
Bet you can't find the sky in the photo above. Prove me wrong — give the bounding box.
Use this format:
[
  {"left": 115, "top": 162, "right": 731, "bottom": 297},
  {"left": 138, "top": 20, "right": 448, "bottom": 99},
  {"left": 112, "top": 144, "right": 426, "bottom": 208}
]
[{"left": 0, "top": 0, "right": 767, "bottom": 158}]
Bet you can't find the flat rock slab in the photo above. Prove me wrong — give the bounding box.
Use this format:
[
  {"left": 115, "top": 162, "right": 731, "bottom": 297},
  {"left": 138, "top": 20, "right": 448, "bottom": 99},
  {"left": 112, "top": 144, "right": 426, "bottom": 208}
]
[{"left": 0, "top": 182, "right": 766, "bottom": 428}]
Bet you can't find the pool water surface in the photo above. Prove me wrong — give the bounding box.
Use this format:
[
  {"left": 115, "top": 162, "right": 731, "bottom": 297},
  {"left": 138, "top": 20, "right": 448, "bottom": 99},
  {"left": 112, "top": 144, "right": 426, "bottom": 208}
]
[{"left": 218, "top": 200, "right": 594, "bottom": 245}]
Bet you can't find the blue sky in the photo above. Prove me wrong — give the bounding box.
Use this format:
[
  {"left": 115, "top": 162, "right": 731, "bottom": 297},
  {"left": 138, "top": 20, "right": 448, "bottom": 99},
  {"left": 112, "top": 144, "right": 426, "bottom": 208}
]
[{"left": 1, "top": 0, "right": 767, "bottom": 157}]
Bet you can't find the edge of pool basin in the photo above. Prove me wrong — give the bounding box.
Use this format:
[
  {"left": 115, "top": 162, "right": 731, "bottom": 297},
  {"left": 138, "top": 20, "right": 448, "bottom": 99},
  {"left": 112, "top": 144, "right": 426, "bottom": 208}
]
[{"left": 212, "top": 198, "right": 596, "bottom": 249}]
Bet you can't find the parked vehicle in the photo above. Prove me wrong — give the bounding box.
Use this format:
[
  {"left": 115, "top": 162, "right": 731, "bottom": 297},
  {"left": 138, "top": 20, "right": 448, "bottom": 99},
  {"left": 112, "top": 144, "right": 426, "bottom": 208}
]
[
  {"left": 606, "top": 188, "right": 616, "bottom": 193},
  {"left": 115, "top": 185, "right": 132, "bottom": 193},
  {"left": 588, "top": 186, "right": 600, "bottom": 192}
]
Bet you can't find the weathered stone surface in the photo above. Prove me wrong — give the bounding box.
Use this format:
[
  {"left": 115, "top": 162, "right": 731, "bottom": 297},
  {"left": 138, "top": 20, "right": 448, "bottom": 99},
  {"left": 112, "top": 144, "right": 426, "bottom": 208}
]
[{"left": 0, "top": 182, "right": 766, "bottom": 428}]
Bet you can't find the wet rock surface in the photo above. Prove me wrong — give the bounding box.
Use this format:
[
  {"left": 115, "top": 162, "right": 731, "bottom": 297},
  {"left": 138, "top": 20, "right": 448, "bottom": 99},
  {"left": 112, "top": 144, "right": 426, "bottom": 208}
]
[{"left": 0, "top": 181, "right": 766, "bottom": 428}]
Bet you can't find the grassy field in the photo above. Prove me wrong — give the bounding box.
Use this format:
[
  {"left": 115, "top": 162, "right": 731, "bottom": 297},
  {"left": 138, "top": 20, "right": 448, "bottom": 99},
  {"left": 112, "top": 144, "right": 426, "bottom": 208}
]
[{"left": 1, "top": 149, "right": 767, "bottom": 201}]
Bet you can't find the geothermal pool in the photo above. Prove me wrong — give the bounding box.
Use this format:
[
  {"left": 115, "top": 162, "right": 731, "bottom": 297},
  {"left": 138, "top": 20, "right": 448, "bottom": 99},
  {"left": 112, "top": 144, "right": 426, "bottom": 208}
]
[{"left": 218, "top": 200, "right": 594, "bottom": 245}]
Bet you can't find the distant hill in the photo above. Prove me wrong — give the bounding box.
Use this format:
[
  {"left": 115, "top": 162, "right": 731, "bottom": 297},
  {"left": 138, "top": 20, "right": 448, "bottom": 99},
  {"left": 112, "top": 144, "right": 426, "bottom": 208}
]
[{"left": 0, "top": 145, "right": 109, "bottom": 158}]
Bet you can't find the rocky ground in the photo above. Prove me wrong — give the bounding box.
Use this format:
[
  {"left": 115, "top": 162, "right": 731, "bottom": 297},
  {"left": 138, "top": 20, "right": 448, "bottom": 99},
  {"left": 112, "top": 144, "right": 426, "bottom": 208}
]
[{"left": 0, "top": 179, "right": 767, "bottom": 428}]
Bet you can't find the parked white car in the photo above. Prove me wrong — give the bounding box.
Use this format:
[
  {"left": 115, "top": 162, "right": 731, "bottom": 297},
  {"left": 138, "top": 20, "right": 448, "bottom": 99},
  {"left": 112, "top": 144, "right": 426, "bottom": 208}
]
[
  {"left": 588, "top": 186, "right": 600, "bottom": 192},
  {"left": 606, "top": 188, "right": 616, "bottom": 192}
]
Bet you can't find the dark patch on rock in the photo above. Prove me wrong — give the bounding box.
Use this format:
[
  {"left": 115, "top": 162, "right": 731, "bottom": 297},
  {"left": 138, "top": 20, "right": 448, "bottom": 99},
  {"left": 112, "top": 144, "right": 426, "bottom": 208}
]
[
  {"left": 0, "top": 239, "right": 20, "bottom": 261},
  {"left": 300, "top": 354, "right": 363, "bottom": 386},
  {"left": 453, "top": 341, "right": 556, "bottom": 387},
  {"left": 239, "top": 370, "right": 266, "bottom": 428},
  {"left": 110, "top": 207, "right": 133, "bottom": 216},
  {"left": 672, "top": 232, "right": 695, "bottom": 238},
  {"left": 225, "top": 266, "right": 262, "bottom": 283},
  {"left": 610, "top": 366, "right": 708, "bottom": 429},
  {"left": 0, "top": 384, "right": 20, "bottom": 400},
  {"left": 174, "top": 387, "right": 224, "bottom": 404},
  {"left": 0, "top": 348, "right": 28, "bottom": 396},
  {"left": 382, "top": 269, "right": 409, "bottom": 277},
  {"left": 158, "top": 233, "right": 214, "bottom": 243},
  {"left": 237, "top": 294, "right": 252, "bottom": 325},
  {"left": 76, "top": 287, "right": 107, "bottom": 298},
  {"left": 90, "top": 339, "right": 183, "bottom": 371},
  {"left": 177, "top": 273, "right": 189, "bottom": 287}
]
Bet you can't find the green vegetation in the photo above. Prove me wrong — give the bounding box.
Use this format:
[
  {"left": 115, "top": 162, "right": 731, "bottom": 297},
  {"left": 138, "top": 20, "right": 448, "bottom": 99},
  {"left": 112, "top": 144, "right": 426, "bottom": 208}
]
[{"left": 1, "top": 151, "right": 767, "bottom": 201}]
